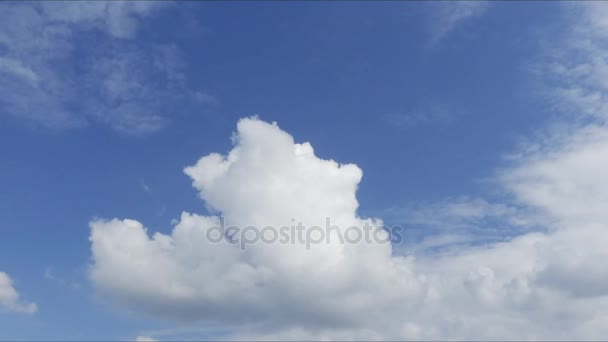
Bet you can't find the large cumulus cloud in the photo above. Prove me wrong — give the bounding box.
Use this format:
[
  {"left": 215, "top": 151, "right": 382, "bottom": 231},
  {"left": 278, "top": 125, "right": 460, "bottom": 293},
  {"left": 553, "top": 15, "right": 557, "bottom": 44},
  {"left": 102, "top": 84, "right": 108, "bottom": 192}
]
[
  {"left": 90, "top": 118, "right": 418, "bottom": 334},
  {"left": 88, "top": 3, "right": 608, "bottom": 339},
  {"left": 90, "top": 115, "right": 608, "bottom": 340}
]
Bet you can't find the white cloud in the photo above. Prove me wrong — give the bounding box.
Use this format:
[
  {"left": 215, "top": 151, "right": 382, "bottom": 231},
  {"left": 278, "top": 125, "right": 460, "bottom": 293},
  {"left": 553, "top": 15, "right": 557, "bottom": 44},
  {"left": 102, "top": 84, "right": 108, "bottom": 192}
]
[
  {"left": 139, "top": 179, "right": 152, "bottom": 193},
  {"left": 0, "top": 272, "right": 37, "bottom": 314},
  {"left": 384, "top": 103, "right": 455, "bottom": 129},
  {"left": 90, "top": 116, "right": 608, "bottom": 340},
  {"left": 87, "top": 3, "right": 608, "bottom": 339},
  {"left": 428, "top": 1, "right": 491, "bottom": 45},
  {"left": 192, "top": 91, "right": 218, "bottom": 106},
  {"left": 38, "top": 1, "right": 166, "bottom": 39},
  {"left": 537, "top": 3, "right": 608, "bottom": 123},
  {"left": 0, "top": 57, "right": 40, "bottom": 84},
  {"left": 91, "top": 118, "right": 412, "bottom": 332},
  {"left": 386, "top": 196, "right": 527, "bottom": 228},
  {"left": 135, "top": 336, "right": 158, "bottom": 342},
  {"left": 0, "top": 2, "right": 209, "bottom": 135},
  {"left": 44, "top": 267, "right": 81, "bottom": 291},
  {"left": 502, "top": 125, "right": 608, "bottom": 228},
  {"left": 513, "top": 2, "right": 608, "bottom": 227},
  {"left": 383, "top": 196, "right": 539, "bottom": 255}
]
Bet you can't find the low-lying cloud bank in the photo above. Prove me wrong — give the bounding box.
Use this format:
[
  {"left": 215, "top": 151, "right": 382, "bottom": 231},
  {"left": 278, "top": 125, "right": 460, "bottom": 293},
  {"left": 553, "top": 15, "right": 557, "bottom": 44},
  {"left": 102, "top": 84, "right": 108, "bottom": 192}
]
[{"left": 90, "top": 115, "right": 608, "bottom": 340}]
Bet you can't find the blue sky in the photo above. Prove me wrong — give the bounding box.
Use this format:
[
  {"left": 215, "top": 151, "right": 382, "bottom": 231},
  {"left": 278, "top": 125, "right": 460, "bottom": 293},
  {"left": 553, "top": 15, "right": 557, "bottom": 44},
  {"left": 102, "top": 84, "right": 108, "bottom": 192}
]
[{"left": 2, "top": 1, "right": 608, "bottom": 340}]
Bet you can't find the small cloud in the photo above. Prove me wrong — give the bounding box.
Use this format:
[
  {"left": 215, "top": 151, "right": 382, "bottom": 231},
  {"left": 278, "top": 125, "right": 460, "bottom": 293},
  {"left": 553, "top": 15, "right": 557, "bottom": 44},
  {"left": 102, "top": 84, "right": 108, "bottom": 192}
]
[
  {"left": 135, "top": 336, "right": 158, "bottom": 342},
  {"left": 0, "top": 57, "right": 39, "bottom": 84},
  {"left": 44, "top": 267, "right": 81, "bottom": 291},
  {"left": 0, "top": 272, "right": 38, "bottom": 314},
  {"left": 427, "top": 1, "right": 491, "bottom": 46},
  {"left": 384, "top": 104, "right": 455, "bottom": 129},
  {"left": 140, "top": 179, "right": 151, "bottom": 193},
  {"left": 193, "top": 91, "right": 218, "bottom": 105}
]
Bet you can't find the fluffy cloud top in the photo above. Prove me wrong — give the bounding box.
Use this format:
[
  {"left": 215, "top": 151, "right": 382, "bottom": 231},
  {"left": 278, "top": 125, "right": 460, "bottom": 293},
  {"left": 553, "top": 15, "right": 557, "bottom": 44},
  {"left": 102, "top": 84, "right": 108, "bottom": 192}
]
[
  {"left": 0, "top": 272, "right": 37, "bottom": 314},
  {"left": 90, "top": 118, "right": 412, "bottom": 332},
  {"left": 90, "top": 115, "right": 608, "bottom": 339}
]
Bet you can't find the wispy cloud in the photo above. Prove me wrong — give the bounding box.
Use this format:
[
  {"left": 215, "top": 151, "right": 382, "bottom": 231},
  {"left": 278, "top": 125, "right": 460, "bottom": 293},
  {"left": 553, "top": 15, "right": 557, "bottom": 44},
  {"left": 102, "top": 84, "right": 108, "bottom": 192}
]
[
  {"left": 535, "top": 3, "right": 608, "bottom": 123},
  {"left": 0, "top": 2, "right": 211, "bottom": 135},
  {"left": 44, "top": 267, "right": 81, "bottom": 291},
  {"left": 427, "top": 1, "right": 491, "bottom": 46},
  {"left": 383, "top": 196, "right": 540, "bottom": 255},
  {"left": 384, "top": 104, "right": 455, "bottom": 129},
  {"left": 139, "top": 179, "right": 152, "bottom": 193}
]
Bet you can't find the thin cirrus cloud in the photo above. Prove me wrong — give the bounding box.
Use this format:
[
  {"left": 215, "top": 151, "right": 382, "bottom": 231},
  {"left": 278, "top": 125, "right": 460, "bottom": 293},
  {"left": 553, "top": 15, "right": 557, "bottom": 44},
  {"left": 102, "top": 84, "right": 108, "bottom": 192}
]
[
  {"left": 384, "top": 104, "right": 456, "bottom": 129},
  {"left": 0, "top": 272, "right": 37, "bottom": 314},
  {"left": 0, "top": 2, "right": 214, "bottom": 135},
  {"left": 427, "top": 1, "right": 491, "bottom": 46},
  {"left": 539, "top": 2, "right": 608, "bottom": 123},
  {"left": 382, "top": 196, "right": 539, "bottom": 255}
]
